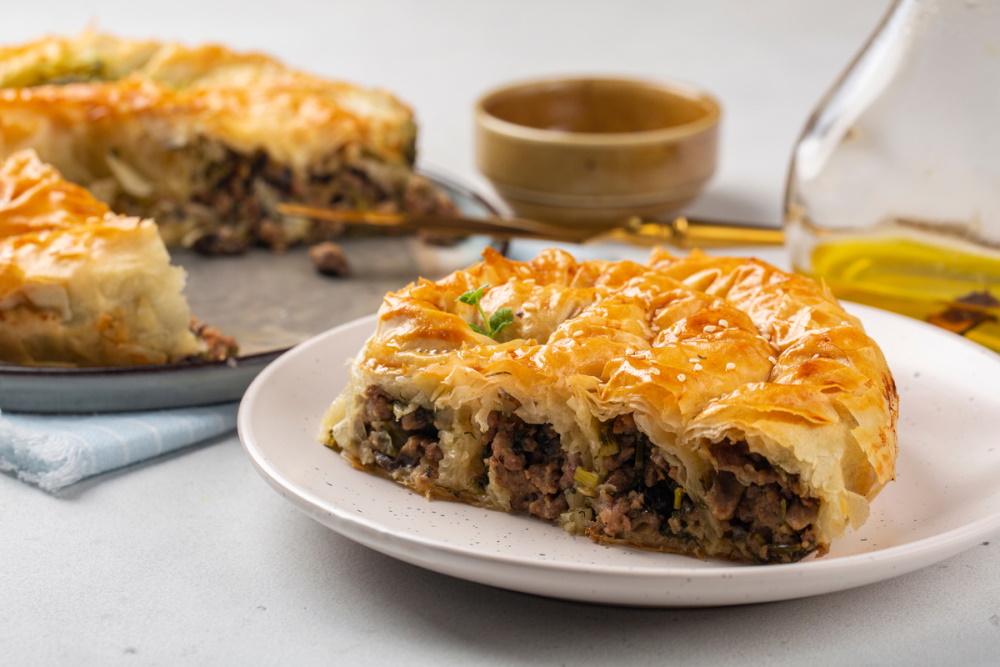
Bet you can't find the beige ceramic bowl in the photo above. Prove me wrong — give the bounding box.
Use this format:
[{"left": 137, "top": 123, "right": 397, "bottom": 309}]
[{"left": 474, "top": 76, "right": 721, "bottom": 228}]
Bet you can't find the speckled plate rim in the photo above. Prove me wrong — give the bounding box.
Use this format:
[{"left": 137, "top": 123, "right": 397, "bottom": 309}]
[
  {"left": 0, "top": 168, "right": 500, "bottom": 414},
  {"left": 238, "top": 303, "right": 1000, "bottom": 607}
]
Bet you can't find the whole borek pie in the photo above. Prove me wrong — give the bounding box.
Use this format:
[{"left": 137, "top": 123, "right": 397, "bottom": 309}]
[
  {"left": 320, "top": 247, "right": 898, "bottom": 564},
  {"left": 0, "top": 31, "right": 455, "bottom": 255}
]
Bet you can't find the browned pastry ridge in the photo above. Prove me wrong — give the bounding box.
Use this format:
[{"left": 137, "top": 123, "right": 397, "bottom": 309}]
[
  {"left": 0, "top": 32, "right": 455, "bottom": 255},
  {"left": 320, "top": 247, "right": 898, "bottom": 564}
]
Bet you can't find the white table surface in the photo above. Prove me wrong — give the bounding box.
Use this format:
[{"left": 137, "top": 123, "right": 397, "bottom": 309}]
[{"left": 5, "top": 2, "right": 1000, "bottom": 665}]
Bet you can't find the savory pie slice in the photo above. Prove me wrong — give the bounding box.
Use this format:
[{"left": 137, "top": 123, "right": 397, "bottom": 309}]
[
  {"left": 320, "top": 247, "right": 898, "bottom": 564},
  {"left": 0, "top": 149, "right": 232, "bottom": 367},
  {"left": 0, "top": 31, "right": 455, "bottom": 255}
]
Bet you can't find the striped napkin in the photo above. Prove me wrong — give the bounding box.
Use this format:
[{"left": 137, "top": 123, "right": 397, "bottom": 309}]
[{"left": 0, "top": 403, "right": 239, "bottom": 492}]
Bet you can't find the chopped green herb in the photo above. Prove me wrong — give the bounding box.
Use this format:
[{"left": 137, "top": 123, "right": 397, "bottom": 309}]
[
  {"left": 574, "top": 468, "right": 601, "bottom": 488},
  {"left": 597, "top": 429, "right": 620, "bottom": 457},
  {"left": 634, "top": 435, "right": 646, "bottom": 473},
  {"left": 673, "top": 487, "right": 684, "bottom": 510},
  {"left": 457, "top": 284, "right": 514, "bottom": 339},
  {"left": 598, "top": 441, "right": 619, "bottom": 458}
]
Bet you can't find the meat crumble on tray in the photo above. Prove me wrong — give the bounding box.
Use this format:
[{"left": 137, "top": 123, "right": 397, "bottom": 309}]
[{"left": 320, "top": 247, "right": 898, "bottom": 564}]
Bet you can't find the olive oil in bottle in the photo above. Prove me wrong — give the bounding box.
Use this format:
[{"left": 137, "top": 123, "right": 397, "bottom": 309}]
[
  {"left": 801, "top": 232, "right": 1000, "bottom": 353},
  {"left": 785, "top": 0, "right": 1000, "bottom": 354}
]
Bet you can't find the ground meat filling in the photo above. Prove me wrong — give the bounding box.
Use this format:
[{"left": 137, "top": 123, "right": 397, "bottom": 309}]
[
  {"left": 590, "top": 417, "right": 821, "bottom": 563},
  {"left": 115, "top": 144, "right": 457, "bottom": 255},
  {"left": 483, "top": 411, "right": 575, "bottom": 522},
  {"left": 183, "top": 149, "right": 401, "bottom": 254},
  {"left": 359, "top": 386, "right": 442, "bottom": 477},
  {"left": 357, "top": 392, "right": 820, "bottom": 563},
  {"left": 591, "top": 415, "right": 692, "bottom": 545},
  {"left": 189, "top": 318, "right": 238, "bottom": 361},
  {"left": 708, "top": 440, "right": 820, "bottom": 563}
]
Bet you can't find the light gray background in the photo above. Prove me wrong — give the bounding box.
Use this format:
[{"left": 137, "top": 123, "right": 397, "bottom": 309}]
[{"left": 5, "top": 2, "right": 1000, "bottom": 665}]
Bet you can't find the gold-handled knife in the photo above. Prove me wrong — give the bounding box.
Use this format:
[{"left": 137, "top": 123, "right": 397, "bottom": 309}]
[
  {"left": 599, "top": 216, "right": 785, "bottom": 248},
  {"left": 276, "top": 203, "right": 784, "bottom": 248}
]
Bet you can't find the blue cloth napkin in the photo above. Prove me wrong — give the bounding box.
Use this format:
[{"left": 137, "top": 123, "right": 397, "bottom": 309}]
[{"left": 0, "top": 403, "right": 239, "bottom": 492}]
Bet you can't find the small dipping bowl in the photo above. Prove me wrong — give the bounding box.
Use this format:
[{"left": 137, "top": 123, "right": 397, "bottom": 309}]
[{"left": 474, "top": 76, "right": 721, "bottom": 228}]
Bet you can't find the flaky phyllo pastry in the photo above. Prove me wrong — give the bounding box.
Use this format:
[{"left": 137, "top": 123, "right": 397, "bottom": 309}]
[
  {"left": 0, "top": 32, "right": 455, "bottom": 255},
  {"left": 0, "top": 150, "right": 233, "bottom": 367},
  {"left": 321, "top": 248, "right": 898, "bottom": 564}
]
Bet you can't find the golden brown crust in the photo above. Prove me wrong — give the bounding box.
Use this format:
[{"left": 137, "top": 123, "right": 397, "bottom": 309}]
[
  {"left": 0, "top": 148, "right": 111, "bottom": 236},
  {"left": 0, "top": 150, "right": 204, "bottom": 366},
  {"left": 0, "top": 32, "right": 415, "bottom": 170},
  {"left": 643, "top": 248, "right": 898, "bottom": 496},
  {"left": 322, "top": 247, "right": 898, "bottom": 562}
]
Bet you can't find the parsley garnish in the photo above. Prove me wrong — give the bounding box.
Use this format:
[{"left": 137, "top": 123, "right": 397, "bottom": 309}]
[{"left": 456, "top": 284, "right": 514, "bottom": 339}]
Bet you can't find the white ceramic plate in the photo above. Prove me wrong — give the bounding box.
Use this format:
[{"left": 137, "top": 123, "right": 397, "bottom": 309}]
[
  {"left": 0, "top": 169, "right": 499, "bottom": 413},
  {"left": 238, "top": 304, "right": 1000, "bottom": 607}
]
